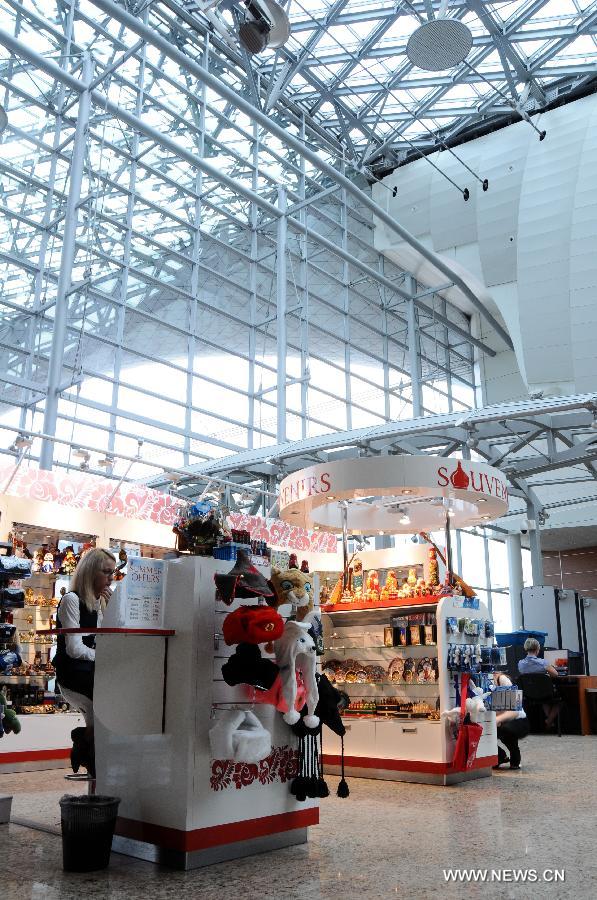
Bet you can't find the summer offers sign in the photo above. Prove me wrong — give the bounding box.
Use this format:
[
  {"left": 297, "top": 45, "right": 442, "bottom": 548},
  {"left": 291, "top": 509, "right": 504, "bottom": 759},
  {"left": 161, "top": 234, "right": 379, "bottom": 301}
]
[{"left": 278, "top": 456, "right": 509, "bottom": 533}]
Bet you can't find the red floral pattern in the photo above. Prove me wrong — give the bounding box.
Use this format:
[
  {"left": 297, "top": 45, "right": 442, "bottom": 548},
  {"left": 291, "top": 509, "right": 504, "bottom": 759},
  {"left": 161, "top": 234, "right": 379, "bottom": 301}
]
[
  {"left": 228, "top": 513, "right": 336, "bottom": 553},
  {"left": 0, "top": 465, "right": 180, "bottom": 526},
  {"left": 210, "top": 745, "right": 298, "bottom": 791}
]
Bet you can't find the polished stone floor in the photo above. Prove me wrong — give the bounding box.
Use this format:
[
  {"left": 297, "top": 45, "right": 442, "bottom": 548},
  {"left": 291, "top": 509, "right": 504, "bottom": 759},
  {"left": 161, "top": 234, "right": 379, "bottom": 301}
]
[{"left": 0, "top": 735, "right": 595, "bottom": 899}]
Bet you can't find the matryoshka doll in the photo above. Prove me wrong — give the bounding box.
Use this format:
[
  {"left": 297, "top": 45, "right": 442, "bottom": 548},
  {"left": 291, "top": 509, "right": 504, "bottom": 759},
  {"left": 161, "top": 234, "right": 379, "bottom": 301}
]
[
  {"left": 385, "top": 569, "right": 399, "bottom": 600},
  {"left": 352, "top": 558, "right": 364, "bottom": 598},
  {"left": 61, "top": 547, "right": 77, "bottom": 575},
  {"left": 366, "top": 570, "right": 380, "bottom": 602},
  {"left": 428, "top": 546, "right": 439, "bottom": 589},
  {"left": 31, "top": 548, "right": 44, "bottom": 574}
]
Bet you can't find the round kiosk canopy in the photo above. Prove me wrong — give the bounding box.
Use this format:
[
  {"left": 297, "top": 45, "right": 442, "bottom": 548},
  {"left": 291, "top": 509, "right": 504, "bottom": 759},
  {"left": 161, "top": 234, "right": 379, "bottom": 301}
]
[{"left": 278, "top": 456, "right": 508, "bottom": 534}]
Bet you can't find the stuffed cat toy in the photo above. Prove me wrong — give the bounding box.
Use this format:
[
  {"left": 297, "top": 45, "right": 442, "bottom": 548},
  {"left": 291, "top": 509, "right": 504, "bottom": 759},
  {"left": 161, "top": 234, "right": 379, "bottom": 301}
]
[{"left": 268, "top": 566, "right": 313, "bottom": 622}]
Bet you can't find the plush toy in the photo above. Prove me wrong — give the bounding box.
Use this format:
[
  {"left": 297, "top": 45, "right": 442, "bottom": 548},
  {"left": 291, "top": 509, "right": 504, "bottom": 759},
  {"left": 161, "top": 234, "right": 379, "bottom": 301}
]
[
  {"left": 441, "top": 687, "right": 488, "bottom": 727},
  {"left": 0, "top": 691, "right": 21, "bottom": 735},
  {"left": 268, "top": 566, "right": 313, "bottom": 621},
  {"left": 274, "top": 620, "right": 319, "bottom": 728}
]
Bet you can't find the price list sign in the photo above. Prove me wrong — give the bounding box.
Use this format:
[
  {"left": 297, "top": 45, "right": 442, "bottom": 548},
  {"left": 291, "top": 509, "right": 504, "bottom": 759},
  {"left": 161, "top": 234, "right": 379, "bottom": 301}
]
[{"left": 124, "top": 558, "right": 165, "bottom": 629}]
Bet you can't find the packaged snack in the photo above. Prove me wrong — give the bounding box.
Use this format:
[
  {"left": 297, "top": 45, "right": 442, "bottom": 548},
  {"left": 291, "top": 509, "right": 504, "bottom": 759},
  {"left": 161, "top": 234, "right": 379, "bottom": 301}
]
[
  {"left": 423, "top": 624, "right": 436, "bottom": 645},
  {"left": 446, "top": 616, "right": 458, "bottom": 635},
  {"left": 409, "top": 625, "right": 422, "bottom": 645}
]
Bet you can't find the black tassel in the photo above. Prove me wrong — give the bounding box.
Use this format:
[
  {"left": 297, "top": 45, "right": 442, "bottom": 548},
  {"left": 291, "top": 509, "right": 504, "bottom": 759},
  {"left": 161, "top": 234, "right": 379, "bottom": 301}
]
[
  {"left": 317, "top": 728, "right": 330, "bottom": 797},
  {"left": 337, "top": 732, "right": 350, "bottom": 798}
]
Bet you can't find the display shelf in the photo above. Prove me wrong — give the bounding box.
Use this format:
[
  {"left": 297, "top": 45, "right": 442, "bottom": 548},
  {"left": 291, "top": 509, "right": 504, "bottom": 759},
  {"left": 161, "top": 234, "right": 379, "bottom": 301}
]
[
  {"left": 321, "top": 594, "right": 498, "bottom": 785},
  {"left": 322, "top": 594, "right": 439, "bottom": 612},
  {"left": 338, "top": 681, "right": 439, "bottom": 687},
  {"left": 0, "top": 675, "right": 47, "bottom": 683},
  {"left": 326, "top": 643, "right": 437, "bottom": 650}
]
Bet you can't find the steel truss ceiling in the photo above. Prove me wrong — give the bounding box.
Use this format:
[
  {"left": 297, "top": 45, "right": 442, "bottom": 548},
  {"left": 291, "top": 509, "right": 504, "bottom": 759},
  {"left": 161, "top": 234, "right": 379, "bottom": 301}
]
[
  {"left": 0, "top": 0, "right": 485, "bottom": 483},
  {"left": 155, "top": 392, "right": 597, "bottom": 533},
  {"left": 166, "top": 0, "right": 597, "bottom": 175}
]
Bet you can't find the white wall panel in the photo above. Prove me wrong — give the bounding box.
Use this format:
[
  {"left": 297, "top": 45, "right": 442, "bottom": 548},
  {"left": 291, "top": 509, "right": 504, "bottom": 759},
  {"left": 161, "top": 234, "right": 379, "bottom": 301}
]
[{"left": 374, "top": 93, "right": 597, "bottom": 396}]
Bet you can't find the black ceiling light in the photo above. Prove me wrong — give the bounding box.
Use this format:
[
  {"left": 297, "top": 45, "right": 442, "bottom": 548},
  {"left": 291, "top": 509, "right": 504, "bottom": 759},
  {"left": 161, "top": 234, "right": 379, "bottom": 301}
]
[{"left": 238, "top": 0, "right": 290, "bottom": 56}]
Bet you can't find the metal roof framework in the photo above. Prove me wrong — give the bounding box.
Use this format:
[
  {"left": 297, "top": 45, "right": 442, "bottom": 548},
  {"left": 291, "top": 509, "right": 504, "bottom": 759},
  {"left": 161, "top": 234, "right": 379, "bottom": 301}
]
[
  {"left": 0, "top": 0, "right": 488, "bottom": 484},
  {"left": 165, "top": 0, "right": 597, "bottom": 176}
]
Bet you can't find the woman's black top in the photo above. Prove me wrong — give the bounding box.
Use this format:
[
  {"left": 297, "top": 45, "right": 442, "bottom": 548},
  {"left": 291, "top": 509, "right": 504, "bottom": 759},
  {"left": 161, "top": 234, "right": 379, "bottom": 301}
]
[{"left": 54, "top": 594, "right": 97, "bottom": 697}]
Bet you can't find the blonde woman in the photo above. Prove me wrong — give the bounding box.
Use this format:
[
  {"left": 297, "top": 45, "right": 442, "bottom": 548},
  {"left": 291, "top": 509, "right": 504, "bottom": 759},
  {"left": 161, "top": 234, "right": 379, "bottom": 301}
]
[{"left": 54, "top": 548, "right": 115, "bottom": 774}]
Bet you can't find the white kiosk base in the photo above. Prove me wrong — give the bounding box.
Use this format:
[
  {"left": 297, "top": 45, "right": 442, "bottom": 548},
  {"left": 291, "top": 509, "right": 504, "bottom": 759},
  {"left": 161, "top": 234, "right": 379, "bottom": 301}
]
[{"left": 94, "top": 556, "right": 318, "bottom": 870}]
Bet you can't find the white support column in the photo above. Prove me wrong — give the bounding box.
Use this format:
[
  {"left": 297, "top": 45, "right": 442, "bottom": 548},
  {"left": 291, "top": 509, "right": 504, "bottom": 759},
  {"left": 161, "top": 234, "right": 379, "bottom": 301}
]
[
  {"left": 276, "top": 185, "right": 287, "bottom": 444},
  {"left": 527, "top": 501, "right": 544, "bottom": 585},
  {"left": 40, "top": 53, "right": 92, "bottom": 470},
  {"left": 506, "top": 532, "right": 524, "bottom": 630},
  {"left": 407, "top": 278, "right": 422, "bottom": 418}
]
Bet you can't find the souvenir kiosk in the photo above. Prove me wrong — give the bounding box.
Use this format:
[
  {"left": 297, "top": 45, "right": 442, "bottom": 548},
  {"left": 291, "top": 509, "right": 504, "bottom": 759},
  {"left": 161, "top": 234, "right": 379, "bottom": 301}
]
[
  {"left": 92, "top": 555, "right": 319, "bottom": 870},
  {"left": 278, "top": 455, "right": 509, "bottom": 785}
]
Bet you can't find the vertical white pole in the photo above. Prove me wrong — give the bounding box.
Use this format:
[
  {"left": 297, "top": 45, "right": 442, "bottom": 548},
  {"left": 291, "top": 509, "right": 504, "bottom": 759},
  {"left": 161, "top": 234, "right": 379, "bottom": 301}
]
[{"left": 40, "top": 53, "right": 93, "bottom": 469}]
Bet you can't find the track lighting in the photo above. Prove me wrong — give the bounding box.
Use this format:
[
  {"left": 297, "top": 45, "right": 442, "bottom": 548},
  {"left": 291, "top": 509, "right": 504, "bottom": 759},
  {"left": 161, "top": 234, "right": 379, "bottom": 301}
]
[{"left": 13, "top": 434, "right": 33, "bottom": 450}]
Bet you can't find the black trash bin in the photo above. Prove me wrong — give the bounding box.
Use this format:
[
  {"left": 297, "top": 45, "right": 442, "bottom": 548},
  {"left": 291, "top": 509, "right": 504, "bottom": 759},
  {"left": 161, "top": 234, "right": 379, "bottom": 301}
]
[
  {"left": 586, "top": 689, "right": 597, "bottom": 735},
  {"left": 59, "top": 794, "right": 121, "bottom": 872}
]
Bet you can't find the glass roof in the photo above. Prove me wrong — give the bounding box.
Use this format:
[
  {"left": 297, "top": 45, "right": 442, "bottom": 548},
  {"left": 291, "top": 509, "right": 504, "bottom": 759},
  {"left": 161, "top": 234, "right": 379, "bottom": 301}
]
[{"left": 171, "top": 0, "right": 597, "bottom": 174}]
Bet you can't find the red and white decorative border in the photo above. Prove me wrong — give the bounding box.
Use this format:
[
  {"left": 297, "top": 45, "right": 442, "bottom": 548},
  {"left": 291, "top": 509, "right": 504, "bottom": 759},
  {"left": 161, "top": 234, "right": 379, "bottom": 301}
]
[
  {"left": 210, "top": 745, "right": 298, "bottom": 791},
  {"left": 227, "top": 512, "right": 337, "bottom": 554},
  {"left": 0, "top": 464, "right": 180, "bottom": 526}
]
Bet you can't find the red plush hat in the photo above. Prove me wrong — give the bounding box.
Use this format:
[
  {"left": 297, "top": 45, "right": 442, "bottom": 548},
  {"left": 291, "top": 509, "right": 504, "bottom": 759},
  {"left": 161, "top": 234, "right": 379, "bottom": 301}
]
[{"left": 223, "top": 605, "right": 284, "bottom": 646}]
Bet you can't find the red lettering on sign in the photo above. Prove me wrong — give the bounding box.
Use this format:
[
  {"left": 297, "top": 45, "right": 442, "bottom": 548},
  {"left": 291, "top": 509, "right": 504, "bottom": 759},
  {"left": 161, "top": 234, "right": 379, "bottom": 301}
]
[
  {"left": 437, "top": 466, "right": 449, "bottom": 486},
  {"left": 320, "top": 473, "right": 331, "bottom": 493}
]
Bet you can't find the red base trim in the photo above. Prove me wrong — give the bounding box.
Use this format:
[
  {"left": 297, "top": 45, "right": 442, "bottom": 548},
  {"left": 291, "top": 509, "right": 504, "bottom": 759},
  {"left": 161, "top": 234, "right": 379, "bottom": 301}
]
[
  {"left": 323, "top": 753, "right": 497, "bottom": 774},
  {"left": 0, "top": 748, "right": 70, "bottom": 764},
  {"left": 115, "top": 807, "right": 319, "bottom": 853},
  {"left": 40, "top": 628, "right": 175, "bottom": 636}
]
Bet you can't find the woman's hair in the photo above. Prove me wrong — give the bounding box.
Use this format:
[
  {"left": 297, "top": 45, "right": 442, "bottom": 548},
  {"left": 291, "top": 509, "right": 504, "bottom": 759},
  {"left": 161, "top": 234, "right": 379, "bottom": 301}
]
[
  {"left": 524, "top": 637, "right": 541, "bottom": 654},
  {"left": 70, "top": 547, "right": 116, "bottom": 612}
]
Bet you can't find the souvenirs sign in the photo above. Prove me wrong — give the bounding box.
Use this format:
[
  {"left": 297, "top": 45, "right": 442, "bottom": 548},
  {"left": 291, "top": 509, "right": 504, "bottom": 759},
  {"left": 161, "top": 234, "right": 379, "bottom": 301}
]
[{"left": 279, "top": 455, "right": 508, "bottom": 534}]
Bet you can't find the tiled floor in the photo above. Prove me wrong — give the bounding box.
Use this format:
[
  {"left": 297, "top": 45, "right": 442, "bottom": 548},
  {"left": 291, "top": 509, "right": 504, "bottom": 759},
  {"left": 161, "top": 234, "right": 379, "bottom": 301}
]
[{"left": 0, "top": 735, "right": 596, "bottom": 899}]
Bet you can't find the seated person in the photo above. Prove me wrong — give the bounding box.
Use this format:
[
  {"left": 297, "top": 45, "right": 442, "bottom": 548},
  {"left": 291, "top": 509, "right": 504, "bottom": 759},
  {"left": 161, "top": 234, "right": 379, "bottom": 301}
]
[
  {"left": 518, "top": 637, "right": 559, "bottom": 676},
  {"left": 492, "top": 671, "right": 529, "bottom": 770},
  {"left": 518, "top": 637, "right": 560, "bottom": 729}
]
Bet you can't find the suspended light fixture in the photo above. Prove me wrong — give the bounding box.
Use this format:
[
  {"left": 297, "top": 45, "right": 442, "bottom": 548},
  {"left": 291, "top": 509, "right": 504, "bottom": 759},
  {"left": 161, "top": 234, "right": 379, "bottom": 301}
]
[
  {"left": 406, "top": 4, "right": 473, "bottom": 72},
  {"left": 406, "top": 1, "right": 546, "bottom": 141},
  {"left": 197, "top": 1, "right": 290, "bottom": 56},
  {"left": 238, "top": 0, "right": 290, "bottom": 55}
]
